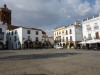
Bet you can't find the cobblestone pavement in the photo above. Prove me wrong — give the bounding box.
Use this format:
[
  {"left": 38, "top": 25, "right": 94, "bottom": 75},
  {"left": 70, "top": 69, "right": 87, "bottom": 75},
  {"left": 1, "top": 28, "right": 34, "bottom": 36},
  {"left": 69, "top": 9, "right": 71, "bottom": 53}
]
[{"left": 0, "top": 49, "right": 100, "bottom": 75}]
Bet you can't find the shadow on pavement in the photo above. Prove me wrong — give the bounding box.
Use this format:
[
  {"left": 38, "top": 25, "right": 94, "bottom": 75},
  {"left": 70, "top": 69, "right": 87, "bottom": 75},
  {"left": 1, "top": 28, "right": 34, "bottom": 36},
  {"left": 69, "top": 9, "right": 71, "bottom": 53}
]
[
  {"left": 0, "top": 53, "right": 81, "bottom": 60},
  {"left": 0, "top": 51, "right": 14, "bottom": 54}
]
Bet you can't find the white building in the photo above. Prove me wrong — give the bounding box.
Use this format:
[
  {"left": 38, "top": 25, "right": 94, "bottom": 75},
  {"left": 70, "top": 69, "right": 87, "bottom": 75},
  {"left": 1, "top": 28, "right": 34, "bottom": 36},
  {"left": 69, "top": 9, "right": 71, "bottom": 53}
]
[
  {"left": 82, "top": 14, "right": 100, "bottom": 49},
  {"left": 0, "top": 22, "right": 7, "bottom": 49},
  {"left": 54, "top": 21, "right": 82, "bottom": 49},
  {"left": 6, "top": 26, "right": 44, "bottom": 49}
]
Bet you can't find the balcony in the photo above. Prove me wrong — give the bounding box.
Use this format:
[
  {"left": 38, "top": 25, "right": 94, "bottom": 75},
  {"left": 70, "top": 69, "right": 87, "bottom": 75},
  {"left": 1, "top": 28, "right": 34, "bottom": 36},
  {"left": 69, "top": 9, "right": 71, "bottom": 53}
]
[
  {"left": 86, "top": 37, "right": 92, "bottom": 40},
  {"left": 87, "top": 27, "right": 91, "bottom": 31},
  {"left": 94, "top": 26, "right": 99, "bottom": 30},
  {"left": 0, "top": 32, "right": 4, "bottom": 40}
]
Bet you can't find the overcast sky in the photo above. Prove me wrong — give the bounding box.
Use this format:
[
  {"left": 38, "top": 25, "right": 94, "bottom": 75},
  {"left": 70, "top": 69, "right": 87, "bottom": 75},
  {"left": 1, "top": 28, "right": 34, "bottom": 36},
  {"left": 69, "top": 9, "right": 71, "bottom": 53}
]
[{"left": 0, "top": 0, "right": 100, "bottom": 36}]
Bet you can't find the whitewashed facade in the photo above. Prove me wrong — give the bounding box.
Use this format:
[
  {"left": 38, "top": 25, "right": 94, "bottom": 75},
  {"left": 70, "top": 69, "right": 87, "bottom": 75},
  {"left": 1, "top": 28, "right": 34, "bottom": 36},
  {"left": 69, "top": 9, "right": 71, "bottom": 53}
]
[
  {"left": 82, "top": 14, "right": 100, "bottom": 49},
  {"left": 6, "top": 27, "right": 44, "bottom": 49},
  {"left": 54, "top": 21, "right": 82, "bottom": 48},
  {"left": 82, "top": 15, "right": 100, "bottom": 41},
  {"left": 0, "top": 22, "right": 7, "bottom": 49}
]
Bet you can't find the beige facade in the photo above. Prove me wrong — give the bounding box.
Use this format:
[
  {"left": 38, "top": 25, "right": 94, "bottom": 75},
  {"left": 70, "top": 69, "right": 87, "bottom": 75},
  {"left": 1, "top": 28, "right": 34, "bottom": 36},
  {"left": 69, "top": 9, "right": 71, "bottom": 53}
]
[{"left": 53, "top": 21, "right": 82, "bottom": 49}]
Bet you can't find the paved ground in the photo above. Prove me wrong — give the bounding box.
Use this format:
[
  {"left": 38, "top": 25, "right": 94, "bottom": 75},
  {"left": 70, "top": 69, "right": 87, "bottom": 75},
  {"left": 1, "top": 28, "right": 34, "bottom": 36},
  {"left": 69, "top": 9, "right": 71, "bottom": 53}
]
[{"left": 0, "top": 49, "right": 100, "bottom": 75}]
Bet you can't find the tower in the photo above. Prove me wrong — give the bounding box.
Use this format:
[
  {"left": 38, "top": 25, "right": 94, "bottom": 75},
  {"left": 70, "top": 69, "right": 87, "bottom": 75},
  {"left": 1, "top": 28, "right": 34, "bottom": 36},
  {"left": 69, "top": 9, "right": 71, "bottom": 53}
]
[{"left": 0, "top": 4, "right": 11, "bottom": 25}]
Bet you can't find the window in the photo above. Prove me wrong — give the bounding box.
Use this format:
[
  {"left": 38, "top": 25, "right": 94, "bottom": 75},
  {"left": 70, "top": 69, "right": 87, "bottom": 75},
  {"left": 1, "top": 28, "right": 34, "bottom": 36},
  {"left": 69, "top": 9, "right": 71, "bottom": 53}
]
[
  {"left": 66, "top": 30, "right": 68, "bottom": 35},
  {"left": 94, "top": 23, "right": 99, "bottom": 30},
  {"left": 62, "top": 31, "right": 64, "bottom": 34},
  {"left": 59, "top": 31, "right": 61, "bottom": 34},
  {"left": 27, "top": 30, "right": 30, "bottom": 34},
  {"left": 12, "top": 31, "right": 13, "bottom": 35},
  {"left": 36, "top": 37, "right": 39, "bottom": 42},
  {"left": 0, "top": 32, "right": 4, "bottom": 40},
  {"left": 87, "top": 25, "right": 91, "bottom": 31},
  {"left": 70, "top": 36, "right": 72, "bottom": 41},
  {"left": 14, "top": 36, "right": 17, "bottom": 41},
  {"left": 57, "top": 32, "right": 58, "bottom": 35},
  {"left": 28, "top": 36, "right": 30, "bottom": 40},
  {"left": 15, "top": 30, "right": 17, "bottom": 34},
  {"left": 55, "top": 33, "right": 56, "bottom": 36},
  {"left": 10, "top": 37, "right": 11, "bottom": 41},
  {"left": 0, "top": 28, "right": 2, "bottom": 32},
  {"left": 36, "top": 31, "right": 38, "bottom": 35},
  {"left": 66, "top": 37, "right": 68, "bottom": 41},
  {"left": 88, "top": 34, "right": 92, "bottom": 40},
  {"left": 70, "top": 29, "right": 72, "bottom": 34},
  {"left": 6, "top": 33, "right": 8, "bottom": 36},
  {"left": 62, "top": 37, "right": 65, "bottom": 42},
  {"left": 9, "top": 32, "right": 10, "bottom": 35},
  {"left": 95, "top": 32, "right": 99, "bottom": 39}
]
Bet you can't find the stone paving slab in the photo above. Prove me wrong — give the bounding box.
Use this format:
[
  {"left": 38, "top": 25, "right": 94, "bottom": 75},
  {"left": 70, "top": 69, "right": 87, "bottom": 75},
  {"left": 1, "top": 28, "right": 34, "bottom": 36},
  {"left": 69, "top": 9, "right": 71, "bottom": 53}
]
[{"left": 0, "top": 49, "right": 100, "bottom": 75}]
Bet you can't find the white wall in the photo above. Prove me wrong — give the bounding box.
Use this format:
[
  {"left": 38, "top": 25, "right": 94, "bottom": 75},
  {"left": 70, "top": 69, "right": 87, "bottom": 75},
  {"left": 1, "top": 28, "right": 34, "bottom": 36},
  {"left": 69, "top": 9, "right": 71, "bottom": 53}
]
[
  {"left": 64, "top": 25, "right": 82, "bottom": 42},
  {"left": 54, "top": 25, "right": 82, "bottom": 46},
  {"left": 64, "top": 26, "right": 76, "bottom": 42},
  {"left": 0, "top": 22, "right": 7, "bottom": 45},
  {"left": 75, "top": 26, "right": 83, "bottom": 41},
  {"left": 22, "top": 28, "right": 42, "bottom": 44},
  {"left": 82, "top": 16, "right": 100, "bottom": 41},
  {"left": 7, "top": 27, "right": 43, "bottom": 49}
]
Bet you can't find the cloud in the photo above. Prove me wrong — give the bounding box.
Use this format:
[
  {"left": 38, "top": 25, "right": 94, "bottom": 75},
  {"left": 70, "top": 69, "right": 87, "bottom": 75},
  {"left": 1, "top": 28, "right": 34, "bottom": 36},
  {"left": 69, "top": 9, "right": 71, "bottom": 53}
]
[
  {"left": 76, "top": 1, "right": 92, "bottom": 16},
  {"left": 94, "top": 0, "right": 100, "bottom": 14},
  {"left": 0, "top": 0, "right": 100, "bottom": 36}
]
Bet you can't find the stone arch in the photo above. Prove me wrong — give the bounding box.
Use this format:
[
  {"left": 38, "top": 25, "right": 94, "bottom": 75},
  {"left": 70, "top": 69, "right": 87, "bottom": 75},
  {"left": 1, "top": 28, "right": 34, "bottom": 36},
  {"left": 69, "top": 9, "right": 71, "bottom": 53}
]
[
  {"left": 18, "top": 41, "right": 21, "bottom": 49},
  {"left": 70, "top": 42, "right": 74, "bottom": 48},
  {"left": 24, "top": 40, "right": 33, "bottom": 49},
  {"left": 29, "top": 41, "right": 33, "bottom": 49},
  {"left": 24, "top": 41, "right": 28, "bottom": 49}
]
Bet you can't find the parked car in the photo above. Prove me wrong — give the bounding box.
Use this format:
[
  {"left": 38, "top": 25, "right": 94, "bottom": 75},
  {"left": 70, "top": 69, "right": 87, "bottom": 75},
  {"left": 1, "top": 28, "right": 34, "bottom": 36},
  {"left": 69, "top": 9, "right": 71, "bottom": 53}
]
[{"left": 54, "top": 45, "right": 63, "bottom": 49}]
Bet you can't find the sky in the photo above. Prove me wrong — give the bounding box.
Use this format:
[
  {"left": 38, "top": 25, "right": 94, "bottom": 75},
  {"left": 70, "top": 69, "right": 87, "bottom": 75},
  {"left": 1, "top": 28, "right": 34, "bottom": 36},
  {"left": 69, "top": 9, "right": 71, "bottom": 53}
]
[{"left": 0, "top": 0, "right": 100, "bottom": 36}]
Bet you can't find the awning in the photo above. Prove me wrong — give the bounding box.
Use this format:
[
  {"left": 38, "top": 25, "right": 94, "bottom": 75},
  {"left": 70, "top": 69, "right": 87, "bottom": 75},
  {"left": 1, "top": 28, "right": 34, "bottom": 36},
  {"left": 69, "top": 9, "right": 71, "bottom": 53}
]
[
  {"left": 79, "top": 41, "right": 86, "bottom": 44},
  {"left": 79, "top": 39, "right": 100, "bottom": 44},
  {"left": 86, "top": 40, "right": 93, "bottom": 44},
  {"left": 92, "top": 39, "right": 100, "bottom": 43}
]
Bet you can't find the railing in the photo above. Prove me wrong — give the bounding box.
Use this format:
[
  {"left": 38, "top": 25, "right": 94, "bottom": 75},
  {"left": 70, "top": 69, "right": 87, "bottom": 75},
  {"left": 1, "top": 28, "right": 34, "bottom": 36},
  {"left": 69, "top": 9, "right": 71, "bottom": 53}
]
[
  {"left": 94, "top": 26, "right": 99, "bottom": 30},
  {"left": 85, "top": 37, "right": 92, "bottom": 40},
  {"left": 0, "top": 32, "right": 4, "bottom": 40},
  {"left": 87, "top": 27, "right": 91, "bottom": 31}
]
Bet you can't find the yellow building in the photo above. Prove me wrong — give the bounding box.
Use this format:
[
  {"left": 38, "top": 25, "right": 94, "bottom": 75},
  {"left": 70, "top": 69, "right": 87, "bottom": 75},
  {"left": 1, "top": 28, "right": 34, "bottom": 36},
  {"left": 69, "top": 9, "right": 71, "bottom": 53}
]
[
  {"left": 54, "top": 26, "right": 67, "bottom": 48},
  {"left": 53, "top": 21, "right": 82, "bottom": 49}
]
